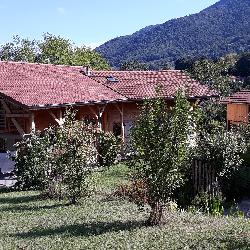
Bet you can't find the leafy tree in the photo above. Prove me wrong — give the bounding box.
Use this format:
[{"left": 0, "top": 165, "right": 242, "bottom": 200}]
[
  {"left": 194, "top": 124, "right": 247, "bottom": 179},
  {"left": 234, "top": 53, "right": 250, "bottom": 77},
  {"left": 0, "top": 35, "right": 37, "bottom": 62},
  {"left": 38, "top": 33, "right": 73, "bottom": 65},
  {"left": 73, "top": 46, "right": 110, "bottom": 70},
  {"left": 189, "top": 56, "right": 241, "bottom": 96},
  {"left": 52, "top": 110, "right": 98, "bottom": 204},
  {"left": 120, "top": 60, "right": 148, "bottom": 71},
  {"left": 0, "top": 34, "right": 110, "bottom": 70},
  {"left": 191, "top": 104, "right": 249, "bottom": 200},
  {"left": 130, "top": 90, "right": 192, "bottom": 225}
]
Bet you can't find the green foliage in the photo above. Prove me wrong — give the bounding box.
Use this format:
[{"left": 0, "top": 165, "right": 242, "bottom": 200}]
[
  {"left": 14, "top": 110, "right": 120, "bottom": 204},
  {"left": 38, "top": 33, "right": 73, "bottom": 65},
  {"left": 130, "top": 89, "right": 192, "bottom": 225},
  {"left": 234, "top": 52, "right": 250, "bottom": 77},
  {"left": 13, "top": 132, "right": 51, "bottom": 190},
  {"left": 189, "top": 56, "right": 240, "bottom": 96},
  {"left": 0, "top": 168, "right": 250, "bottom": 249},
  {"left": 49, "top": 110, "right": 98, "bottom": 204},
  {"left": 120, "top": 60, "right": 148, "bottom": 71},
  {"left": 96, "top": 130, "right": 120, "bottom": 168},
  {"left": 194, "top": 118, "right": 248, "bottom": 179},
  {"left": 191, "top": 192, "right": 225, "bottom": 216},
  {"left": 96, "top": 0, "right": 250, "bottom": 69},
  {"left": 0, "top": 35, "right": 37, "bottom": 62},
  {"left": 0, "top": 34, "right": 110, "bottom": 70}
]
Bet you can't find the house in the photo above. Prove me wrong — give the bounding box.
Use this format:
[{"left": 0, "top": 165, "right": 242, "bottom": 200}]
[
  {"left": 222, "top": 90, "right": 250, "bottom": 126},
  {"left": 0, "top": 61, "right": 217, "bottom": 169}
]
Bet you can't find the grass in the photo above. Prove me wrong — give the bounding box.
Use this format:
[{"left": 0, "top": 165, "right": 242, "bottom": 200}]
[{"left": 0, "top": 164, "right": 249, "bottom": 250}]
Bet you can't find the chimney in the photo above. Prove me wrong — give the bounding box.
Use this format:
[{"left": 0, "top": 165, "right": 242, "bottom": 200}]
[{"left": 81, "top": 66, "right": 92, "bottom": 76}]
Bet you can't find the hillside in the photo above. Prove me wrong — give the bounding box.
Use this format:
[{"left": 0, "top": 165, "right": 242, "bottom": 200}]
[{"left": 96, "top": 0, "right": 250, "bottom": 69}]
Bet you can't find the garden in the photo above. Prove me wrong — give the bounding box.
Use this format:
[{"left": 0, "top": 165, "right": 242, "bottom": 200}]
[
  {"left": 0, "top": 165, "right": 250, "bottom": 249},
  {"left": 0, "top": 90, "right": 250, "bottom": 249}
]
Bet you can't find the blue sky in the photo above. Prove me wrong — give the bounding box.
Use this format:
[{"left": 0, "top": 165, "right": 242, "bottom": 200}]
[{"left": 0, "top": 0, "right": 219, "bottom": 48}]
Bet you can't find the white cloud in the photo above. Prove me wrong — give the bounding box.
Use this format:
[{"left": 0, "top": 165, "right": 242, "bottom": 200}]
[{"left": 57, "top": 7, "right": 66, "bottom": 15}]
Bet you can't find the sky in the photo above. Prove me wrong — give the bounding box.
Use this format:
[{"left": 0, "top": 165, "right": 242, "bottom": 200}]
[{"left": 0, "top": 0, "right": 219, "bottom": 48}]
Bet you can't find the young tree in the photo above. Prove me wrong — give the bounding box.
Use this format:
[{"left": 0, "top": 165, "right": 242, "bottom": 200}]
[
  {"left": 52, "top": 110, "right": 98, "bottom": 204},
  {"left": 130, "top": 90, "right": 192, "bottom": 225},
  {"left": 14, "top": 131, "right": 51, "bottom": 190},
  {"left": 190, "top": 58, "right": 234, "bottom": 96}
]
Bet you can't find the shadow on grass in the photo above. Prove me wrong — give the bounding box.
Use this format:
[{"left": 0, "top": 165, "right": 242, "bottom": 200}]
[
  {"left": 0, "top": 194, "right": 41, "bottom": 204},
  {"left": 14, "top": 220, "right": 145, "bottom": 238},
  {"left": 222, "top": 238, "right": 250, "bottom": 250},
  {"left": 0, "top": 203, "right": 68, "bottom": 213}
]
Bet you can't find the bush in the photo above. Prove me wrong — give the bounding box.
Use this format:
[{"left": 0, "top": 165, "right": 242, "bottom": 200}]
[
  {"left": 96, "top": 130, "right": 120, "bottom": 168},
  {"left": 13, "top": 130, "right": 52, "bottom": 190},
  {"left": 13, "top": 109, "right": 119, "bottom": 204},
  {"left": 191, "top": 191, "right": 225, "bottom": 216},
  {"left": 112, "top": 179, "right": 148, "bottom": 206}
]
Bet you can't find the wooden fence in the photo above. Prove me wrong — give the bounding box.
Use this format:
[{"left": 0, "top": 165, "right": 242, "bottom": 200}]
[{"left": 192, "top": 159, "right": 219, "bottom": 195}]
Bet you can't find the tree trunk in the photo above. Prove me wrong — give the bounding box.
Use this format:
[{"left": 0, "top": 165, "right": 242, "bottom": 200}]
[{"left": 147, "top": 201, "right": 164, "bottom": 226}]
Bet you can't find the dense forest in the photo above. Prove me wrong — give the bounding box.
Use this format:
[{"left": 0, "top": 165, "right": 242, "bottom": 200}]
[{"left": 96, "top": 0, "right": 250, "bottom": 69}]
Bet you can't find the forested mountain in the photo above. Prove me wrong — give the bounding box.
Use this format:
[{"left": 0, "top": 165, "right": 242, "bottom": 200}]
[{"left": 96, "top": 0, "right": 250, "bottom": 69}]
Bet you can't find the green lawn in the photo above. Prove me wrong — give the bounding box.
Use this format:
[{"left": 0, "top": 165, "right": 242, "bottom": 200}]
[{"left": 0, "top": 164, "right": 250, "bottom": 250}]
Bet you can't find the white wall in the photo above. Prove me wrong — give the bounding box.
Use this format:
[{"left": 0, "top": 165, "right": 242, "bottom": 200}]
[{"left": 0, "top": 152, "right": 15, "bottom": 173}]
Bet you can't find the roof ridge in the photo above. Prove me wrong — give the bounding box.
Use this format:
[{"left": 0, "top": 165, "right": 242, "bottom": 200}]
[
  {"left": 92, "top": 69, "right": 183, "bottom": 73},
  {"left": 0, "top": 60, "right": 83, "bottom": 69}
]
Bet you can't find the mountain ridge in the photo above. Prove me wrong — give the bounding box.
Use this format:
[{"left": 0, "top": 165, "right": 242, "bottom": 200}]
[{"left": 96, "top": 0, "right": 250, "bottom": 69}]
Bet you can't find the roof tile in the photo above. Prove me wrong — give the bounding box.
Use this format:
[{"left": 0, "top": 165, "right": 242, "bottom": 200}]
[
  {"left": 0, "top": 61, "right": 126, "bottom": 108},
  {"left": 0, "top": 62, "right": 218, "bottom": 109},
  {"left": 91, "top": 70, "right": 217, "bottom": 99}
]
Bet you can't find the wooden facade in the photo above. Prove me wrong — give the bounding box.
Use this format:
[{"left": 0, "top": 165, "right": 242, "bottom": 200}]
[
  {"left": 0, "top": 99, "right": 142, "bottom": 152},
  {"left": 227, "top": 103, "right": 249, "bottom": 126},
  {"left": 222, "top": 90, "right": 250, "bottom": 126}
]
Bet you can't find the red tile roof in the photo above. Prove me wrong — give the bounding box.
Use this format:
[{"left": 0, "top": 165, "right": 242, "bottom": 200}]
[
  {"left": 91, "top": 70, "right": 218, "bottom": 100},
  {"left": 0, "top": 62, "right": 217, "bottom": 109},
  {"left": 0, "top": 61, "right": 126, "bottom": 108},
  {"left": 221, "top": 90, "right": 250, "bottom": 104}
]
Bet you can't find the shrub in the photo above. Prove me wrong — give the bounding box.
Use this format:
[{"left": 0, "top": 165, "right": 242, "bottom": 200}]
[
  {"left": 51, "top": 110, "right": 98, "bottom": 204},
  {"left": 112, "top": 179, "right": 148, "bottom": 206},
  {"left": 13, "top": 130, "right": 52, "bottom": 190},
  {"left": 130, "top": 89, "right": 192, "bottom": 225},
  {"left": 96, "top": 130, "right": 120, "bottom": 168},
  {"left": 13, "top": 109, "right": 119, "bottom": 204},
  {"left": 191, "top": 191, "right": 225, "bottom": 216}
]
